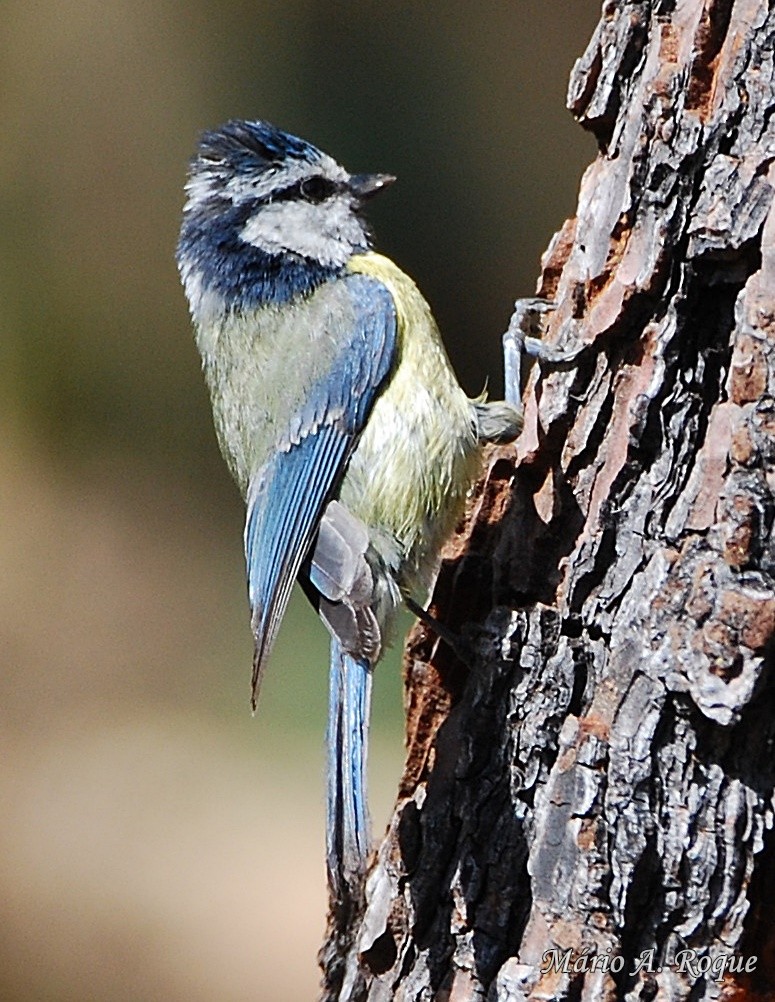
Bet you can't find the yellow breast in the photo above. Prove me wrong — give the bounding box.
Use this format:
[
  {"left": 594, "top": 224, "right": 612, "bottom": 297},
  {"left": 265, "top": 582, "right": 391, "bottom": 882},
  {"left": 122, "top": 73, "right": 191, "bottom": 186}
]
[{"left": 340, "top": 253, "right": 481, "bottom": 598}]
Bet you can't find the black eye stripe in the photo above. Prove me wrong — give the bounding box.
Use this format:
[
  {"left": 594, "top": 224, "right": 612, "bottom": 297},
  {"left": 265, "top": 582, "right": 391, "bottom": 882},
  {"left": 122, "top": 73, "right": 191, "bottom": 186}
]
[
  {"left": 300, "top": 176, "right": 338, "bottom": 202},
  {"left": 267, "top": 175, "right": 340, "bottom": 205}
]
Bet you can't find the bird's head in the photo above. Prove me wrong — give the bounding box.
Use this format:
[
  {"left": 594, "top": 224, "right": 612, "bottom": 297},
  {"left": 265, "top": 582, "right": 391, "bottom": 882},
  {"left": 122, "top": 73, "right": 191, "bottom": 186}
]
[{"left": 178, "top": 120, "right": 395, "bottom": 280}]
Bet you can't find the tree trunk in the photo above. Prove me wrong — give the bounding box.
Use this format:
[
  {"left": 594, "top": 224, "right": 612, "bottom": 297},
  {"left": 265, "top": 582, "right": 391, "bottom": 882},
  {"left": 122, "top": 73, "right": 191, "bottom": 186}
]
[{"left": 320, "top": 2, "right": 775, "bottom": 999}]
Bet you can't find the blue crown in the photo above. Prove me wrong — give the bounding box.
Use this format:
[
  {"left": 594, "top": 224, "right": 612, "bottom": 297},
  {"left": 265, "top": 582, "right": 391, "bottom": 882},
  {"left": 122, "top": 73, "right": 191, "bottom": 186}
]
[{"left": 196, "top": 120, "right": 322, "bottom": 172}]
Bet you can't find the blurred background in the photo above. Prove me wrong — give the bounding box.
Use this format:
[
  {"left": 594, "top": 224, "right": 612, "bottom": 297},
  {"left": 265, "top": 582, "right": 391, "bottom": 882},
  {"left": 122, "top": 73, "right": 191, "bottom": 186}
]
[{"left": 0, "top": 2, "right": 599, "bottom": 999}]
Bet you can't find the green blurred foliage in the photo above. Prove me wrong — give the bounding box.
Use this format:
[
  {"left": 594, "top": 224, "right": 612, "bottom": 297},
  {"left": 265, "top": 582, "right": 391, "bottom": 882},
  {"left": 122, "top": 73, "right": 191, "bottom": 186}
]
[{"left": 0, "top": 2, "right": 600, "bottom": 999}]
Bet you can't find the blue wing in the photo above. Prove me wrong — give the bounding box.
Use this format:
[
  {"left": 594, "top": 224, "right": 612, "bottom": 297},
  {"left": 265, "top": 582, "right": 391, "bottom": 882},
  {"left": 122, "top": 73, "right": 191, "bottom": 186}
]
[{"left": 244, "top": 274, "right": 397, "bottom": 706}]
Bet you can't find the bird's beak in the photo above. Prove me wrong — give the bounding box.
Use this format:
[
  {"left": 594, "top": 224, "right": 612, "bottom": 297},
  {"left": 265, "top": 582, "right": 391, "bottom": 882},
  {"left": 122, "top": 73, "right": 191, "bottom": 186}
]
[{"left": 348, "top": 172, "right": 396, "bottom": 200}]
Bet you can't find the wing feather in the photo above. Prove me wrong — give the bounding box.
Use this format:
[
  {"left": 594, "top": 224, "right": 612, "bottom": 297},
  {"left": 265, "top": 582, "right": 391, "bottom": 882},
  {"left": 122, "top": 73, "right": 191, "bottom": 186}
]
[{"left": 243, "top": 275, "right": 397, "bottom": 706}]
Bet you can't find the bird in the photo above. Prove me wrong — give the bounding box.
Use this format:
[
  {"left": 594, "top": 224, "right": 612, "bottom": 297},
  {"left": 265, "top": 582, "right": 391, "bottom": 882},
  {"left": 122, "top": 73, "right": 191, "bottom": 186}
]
[{"left": 176, "top": 119, "right": 523, "bottom": 902}]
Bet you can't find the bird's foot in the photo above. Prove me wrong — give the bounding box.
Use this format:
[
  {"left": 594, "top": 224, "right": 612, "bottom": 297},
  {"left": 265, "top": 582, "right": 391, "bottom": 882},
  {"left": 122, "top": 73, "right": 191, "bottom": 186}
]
[{"left": 503, "top": 296, "right": 589, "bottom": 405}]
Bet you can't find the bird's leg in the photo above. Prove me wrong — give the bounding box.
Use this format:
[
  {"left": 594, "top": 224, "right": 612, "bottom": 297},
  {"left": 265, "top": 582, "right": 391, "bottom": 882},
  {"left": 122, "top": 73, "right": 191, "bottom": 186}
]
[
  {"left": 477, "top": 295, "right": 595, "bottom": 445},
  {"left": 502, "top": 296, "right": 590, "bottom": 406},
  {"left": 503, "top": 297, "right": 553, "bottom": 405}
]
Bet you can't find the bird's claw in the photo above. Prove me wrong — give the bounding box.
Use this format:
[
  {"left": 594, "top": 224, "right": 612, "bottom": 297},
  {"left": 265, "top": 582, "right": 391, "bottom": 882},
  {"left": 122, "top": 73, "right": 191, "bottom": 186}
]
[{"left": 503, "top": 296, "right": 589, "bottom": 404}]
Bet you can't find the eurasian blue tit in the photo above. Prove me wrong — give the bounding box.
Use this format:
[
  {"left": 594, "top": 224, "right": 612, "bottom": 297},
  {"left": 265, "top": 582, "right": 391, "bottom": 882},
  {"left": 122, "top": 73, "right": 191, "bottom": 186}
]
[{"left": 176, "top": 120, "right": 522, "bottom": 899}]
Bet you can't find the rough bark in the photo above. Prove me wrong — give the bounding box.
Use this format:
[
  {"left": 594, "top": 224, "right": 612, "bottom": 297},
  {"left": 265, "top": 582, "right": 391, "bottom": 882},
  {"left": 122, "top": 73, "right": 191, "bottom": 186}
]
[{"left": 320, "top": 2, "right": 775, "bottom": 999}]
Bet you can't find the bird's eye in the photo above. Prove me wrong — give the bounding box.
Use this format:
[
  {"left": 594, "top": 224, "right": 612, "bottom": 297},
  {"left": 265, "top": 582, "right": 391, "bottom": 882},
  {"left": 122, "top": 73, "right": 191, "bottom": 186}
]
[{"left": 299, "top": 176, "right": 337, "bottom": 203}]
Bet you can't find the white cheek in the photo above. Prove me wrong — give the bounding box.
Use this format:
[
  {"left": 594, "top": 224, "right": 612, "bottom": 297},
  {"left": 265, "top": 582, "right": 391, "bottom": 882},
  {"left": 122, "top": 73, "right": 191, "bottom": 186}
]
[{"left": 240, "top": 198, "right": 368, "bottom": 266}]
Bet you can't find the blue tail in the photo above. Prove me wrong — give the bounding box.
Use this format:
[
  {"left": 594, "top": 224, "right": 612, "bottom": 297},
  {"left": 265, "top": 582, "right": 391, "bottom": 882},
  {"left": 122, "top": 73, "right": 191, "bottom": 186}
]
[{"left": 326, "top": 639, "right": 372, "bottom": 897}]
